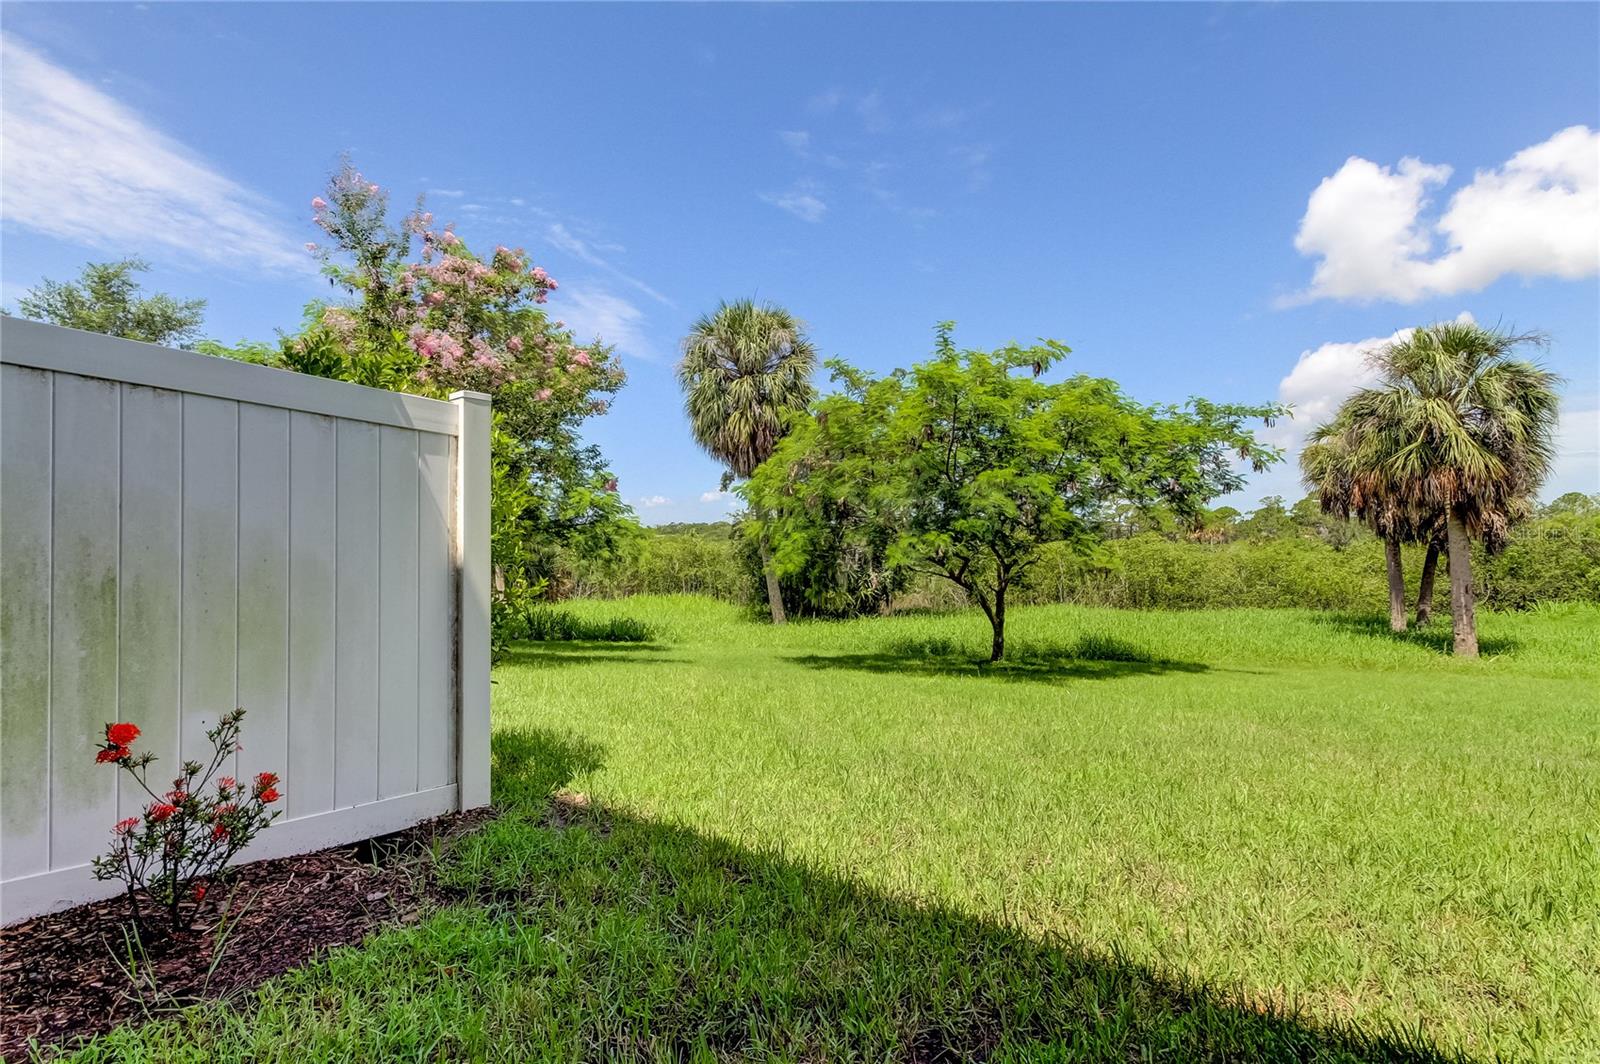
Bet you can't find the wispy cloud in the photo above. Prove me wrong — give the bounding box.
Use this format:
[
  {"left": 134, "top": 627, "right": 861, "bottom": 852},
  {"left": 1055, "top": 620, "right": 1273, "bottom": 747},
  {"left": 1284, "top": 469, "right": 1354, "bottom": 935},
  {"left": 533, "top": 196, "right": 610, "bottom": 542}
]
[
  {"left": 545, "top": 222, "right": 673, "bottom": 307},
  {"left": 762, "top": 178, "right": 828, "bottom": 223},
  {"left": 1285, "top": 126, "right": 1599, "bottom": 305},
  {"left": 557, "top": 286, "right": 657, "bottom": 362},
  {"left": 699, "top": 489, "right": 732, "bottom": 503},
  {"left": 0, "top": 35, "right": 310, "bottom": 274},
  {"left": 427, "top": 188, "right": 465, "bottom": 198},
  {"left": 637, "top": 494, "right": 671, "bottom": 508}
]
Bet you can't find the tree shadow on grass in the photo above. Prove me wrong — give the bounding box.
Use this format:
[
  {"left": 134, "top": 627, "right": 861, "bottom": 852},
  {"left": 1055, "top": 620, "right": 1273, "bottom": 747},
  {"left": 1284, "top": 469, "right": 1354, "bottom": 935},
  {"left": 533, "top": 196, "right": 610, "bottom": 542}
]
[
  {"left": 1313, "top": 613, "right": 1518, "bottom": 658},
  {"left": 498, "top": 640, "right": 688, "bottom": 670},
  {"left": 447, "top": 728, "right": 1470, "bottom": 1063},
  {"left": 785, "top": 634, "right": 1210, "bottom": 685}
]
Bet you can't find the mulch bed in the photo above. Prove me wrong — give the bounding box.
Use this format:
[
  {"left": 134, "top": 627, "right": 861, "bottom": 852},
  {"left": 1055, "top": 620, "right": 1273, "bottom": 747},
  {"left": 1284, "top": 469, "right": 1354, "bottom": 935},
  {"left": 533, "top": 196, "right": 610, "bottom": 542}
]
[{"left": 0, "top": 809, "right": 493, "bottom": 1060}]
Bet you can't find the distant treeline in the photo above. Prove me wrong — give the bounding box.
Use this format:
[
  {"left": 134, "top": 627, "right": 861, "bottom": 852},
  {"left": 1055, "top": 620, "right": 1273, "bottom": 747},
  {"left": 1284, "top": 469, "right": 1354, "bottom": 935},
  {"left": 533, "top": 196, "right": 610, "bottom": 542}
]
[{"left": 554, "top": 493, "right": 1600, "bottom": 615}]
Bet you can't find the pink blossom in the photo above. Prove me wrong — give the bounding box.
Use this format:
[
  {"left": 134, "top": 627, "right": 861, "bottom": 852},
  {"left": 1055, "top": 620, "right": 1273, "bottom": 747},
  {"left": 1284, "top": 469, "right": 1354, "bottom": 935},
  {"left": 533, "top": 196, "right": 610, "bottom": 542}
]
[
  {"left": 603, "top": 478, "right": 618, "bottom": 493},
  {"left": 311, "top": 196, "right": 327, "bottom": 210},
  {"left": 573, "top": 350, "right": 592, "bottom": 368},
  {"left": 424, "top": 291, "right": 446, "bottom": 306},
  {"left": 304, "top": 242, "right": 318, "bottom": 252},
  {"left": 535, "top": 388, "right": 553, "bottom": 401},
  {"left": 507, "top": 336, "right": 523, "bottom": 353},
  {"left": 368, "top": 183, "right": 380, "bottom": 193}
]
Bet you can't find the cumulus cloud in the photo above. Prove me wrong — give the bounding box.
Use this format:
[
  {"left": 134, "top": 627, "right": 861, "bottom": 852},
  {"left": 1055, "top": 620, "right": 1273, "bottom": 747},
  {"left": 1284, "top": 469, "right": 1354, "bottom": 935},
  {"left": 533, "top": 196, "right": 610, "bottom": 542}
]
[
  {"left": 699, "top": 490, "right": 732, "bottom": 503},
  {"left": 761, "top": 178, "right": 828, "bottom": 223},
  {"left": 1287, "top": 126, "right": 1599, "bottom": 304},
  {"left": 0, "top": 35, "right": 310, "bottom": 274},
  {"left": 637, "top": 495, "right": 671, "bottom": 508},
  {"left": 557, "top": 286, "right": 656, "bottom": 362}
]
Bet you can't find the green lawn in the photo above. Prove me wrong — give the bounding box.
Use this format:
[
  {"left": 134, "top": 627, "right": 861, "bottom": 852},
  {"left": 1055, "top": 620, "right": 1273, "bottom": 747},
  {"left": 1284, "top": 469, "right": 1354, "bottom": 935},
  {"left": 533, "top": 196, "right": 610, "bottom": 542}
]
[{"left": 60, "top": 599, "right": 1600, "bottom": 1062}]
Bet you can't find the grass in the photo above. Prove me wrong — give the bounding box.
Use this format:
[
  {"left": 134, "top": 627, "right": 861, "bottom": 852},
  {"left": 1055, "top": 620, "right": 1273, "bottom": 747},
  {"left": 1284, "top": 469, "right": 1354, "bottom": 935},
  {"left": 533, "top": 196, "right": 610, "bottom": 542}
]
[{"left": 49, "top": 598, "right": 1600, "bottom": 1062}]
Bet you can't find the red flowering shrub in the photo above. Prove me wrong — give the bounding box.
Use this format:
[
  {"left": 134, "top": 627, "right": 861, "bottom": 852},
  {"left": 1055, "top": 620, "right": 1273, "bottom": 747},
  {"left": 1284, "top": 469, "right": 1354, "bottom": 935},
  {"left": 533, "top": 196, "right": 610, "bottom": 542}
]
[{"left": 91, "top": 708, "right": 282, "bottom": 932}]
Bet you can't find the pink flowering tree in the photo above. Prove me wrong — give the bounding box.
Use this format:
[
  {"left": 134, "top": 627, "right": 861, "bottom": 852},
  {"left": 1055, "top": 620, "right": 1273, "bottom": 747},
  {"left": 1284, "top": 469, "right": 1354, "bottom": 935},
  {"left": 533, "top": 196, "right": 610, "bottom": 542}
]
[{"left": 290, "top": 163, "right": 633, "bottom": 637}]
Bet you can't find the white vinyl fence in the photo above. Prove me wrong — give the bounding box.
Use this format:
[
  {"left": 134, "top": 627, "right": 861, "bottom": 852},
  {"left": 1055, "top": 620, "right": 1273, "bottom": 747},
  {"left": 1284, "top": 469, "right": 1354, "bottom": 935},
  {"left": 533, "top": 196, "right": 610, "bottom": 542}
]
[{"left": 0, "top": 318, "right": 490, "bottom": 924}]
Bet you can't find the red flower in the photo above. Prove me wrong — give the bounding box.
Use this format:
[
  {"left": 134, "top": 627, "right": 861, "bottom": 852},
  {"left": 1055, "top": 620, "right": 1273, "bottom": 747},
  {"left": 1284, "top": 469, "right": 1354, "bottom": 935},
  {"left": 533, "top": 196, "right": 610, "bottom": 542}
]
[
  {"left": 146, "top": 803, "right": 177, "bottom": 823},
  {"left": 114, "top": 817, "right": 139, "bottom": 835},
  {"left": 192, "top": 883, "right": 207, "bottom": 902},
  {"left": 254, "top": 771, "right": 278, "bottom": 790},
  {"left": 212, "top": 802, "right": 238, "bottom": 818},
  {"left": 218, "top": 776, "right": 236, "bottom": 791},
  {"left": 166, "top": 789, "right": 188, "bottom": 805},
  {"left": 211, "top": 822, "right": 229, "bottom": 841},
  {"left": 106, "top": 722, "right": 140, "bottom": 746},
  {"left": 258, "top": 787, "right": 281, "bottom": 804},
  {"left": 96, "top": 745, "right": 130, "bottom": 764}
]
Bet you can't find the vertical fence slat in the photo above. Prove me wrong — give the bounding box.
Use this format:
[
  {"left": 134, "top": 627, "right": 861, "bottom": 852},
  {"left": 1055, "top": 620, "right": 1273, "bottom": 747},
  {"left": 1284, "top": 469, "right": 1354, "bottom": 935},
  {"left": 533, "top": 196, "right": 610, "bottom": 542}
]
[
  {"left": 49, "top": 374, "right": 120, "bottom": 868},
  {"left": 1, "top": 367, "right": 53, "bottom": 879},
  {"left": 181, "top": 396, "right": 238, "bottom": 763},
  {"left": 377, "top": 427, "right": 420, "bottom": 799},
  {"left": 334, "top": 420, "right": 379, "bottom": 808},
  {"left": 238, "top": 406, "right": 290, "bottom": 796},
  {"left": 416, "top": 432, "right": 454, "bottom": 790},
  {"left": 452, "top": 391, "right": 492, "bottom": 810},
  {"left": 118, "top": 384, "right": 183, "bottom": 821},
  {"left": 288, "top": 413, "right": 337, "bottom": 818}
]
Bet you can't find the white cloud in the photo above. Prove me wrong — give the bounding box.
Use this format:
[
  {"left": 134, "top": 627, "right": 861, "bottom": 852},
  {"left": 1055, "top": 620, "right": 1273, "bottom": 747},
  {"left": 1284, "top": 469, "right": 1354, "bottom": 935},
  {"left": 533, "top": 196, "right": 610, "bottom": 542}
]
[
  {"left": 0, "top": 35, "right": 310, "bottom": 274},
  {"left": 1551, "top": 406, "right": 1599, "bottom": 497},
  {"left": 762, "top": 178, "right": 827, "bottom": 222},
  {"left": 1288, "top": 126, "right": 1600, "bottom": 304},
  {"left": 557, "top": 286, "right": 656, "bottom": 362},
  {"left": 427, "top": 188, "right": 465, "bottom": 198},
  {"left": 637, "top": 495, "right": 671, "bottom": 508},
  {"left": 779, "top": 130, "right": 811, "bottom": 157},
  {"left": 699, "top": 490, "right": 732, "bottom": 503}
]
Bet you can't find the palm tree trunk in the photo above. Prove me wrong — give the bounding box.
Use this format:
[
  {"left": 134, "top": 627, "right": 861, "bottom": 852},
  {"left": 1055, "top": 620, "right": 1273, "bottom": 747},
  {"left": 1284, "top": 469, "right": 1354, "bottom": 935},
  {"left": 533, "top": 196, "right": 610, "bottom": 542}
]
[
  {"left": 758, "top": 540, "right": 787, "bottom": 625},
  {"left": 1384, "top": 534, "right": 1407, "bottom": 632},
  {"left": 1445, "top": 510, "right": 1478, "bottom": 657},
  {"left": 1415, "top": 542, "right": 1440, "bottom": 625}
]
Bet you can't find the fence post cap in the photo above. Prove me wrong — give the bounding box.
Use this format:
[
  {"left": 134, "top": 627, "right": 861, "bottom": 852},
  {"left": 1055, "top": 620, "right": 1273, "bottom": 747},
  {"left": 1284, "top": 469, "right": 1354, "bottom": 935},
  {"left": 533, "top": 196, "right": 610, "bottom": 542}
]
[{"left": 449, "top": 390, "right": 492, "bottom": 405}]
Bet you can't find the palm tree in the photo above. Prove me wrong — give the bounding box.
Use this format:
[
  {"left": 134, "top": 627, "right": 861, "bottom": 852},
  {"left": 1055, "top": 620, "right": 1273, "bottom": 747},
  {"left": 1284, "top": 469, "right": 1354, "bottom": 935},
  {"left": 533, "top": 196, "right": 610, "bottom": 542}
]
[
  {"left": 1302, "top": 414, "right": 1418, "bottom": 632},
  {"left": 679, "top": 300, "right": 817, "bottom": 623},
  {"left": 1344, "top": 322, "right": 1560, "bottom": 656}
]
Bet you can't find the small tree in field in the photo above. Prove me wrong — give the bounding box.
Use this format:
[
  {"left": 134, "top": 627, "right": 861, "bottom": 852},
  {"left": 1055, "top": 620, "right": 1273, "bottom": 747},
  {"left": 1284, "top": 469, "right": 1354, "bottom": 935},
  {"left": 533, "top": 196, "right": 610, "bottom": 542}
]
[
  {"left": 746, "top": 324, "right": 1283, "bottom": 661},
  {"left": 12, "top": 258, "right": 206, "bottom": 346}
]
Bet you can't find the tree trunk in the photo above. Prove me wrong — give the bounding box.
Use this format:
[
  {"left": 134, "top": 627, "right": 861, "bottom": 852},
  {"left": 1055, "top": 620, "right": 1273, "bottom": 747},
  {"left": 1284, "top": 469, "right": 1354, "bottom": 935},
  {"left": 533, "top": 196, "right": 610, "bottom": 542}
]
[
  {"left": 989, "top": 581, "right": 1007, "bottom": 662},
  {"left": 1415, "top": 541, "right": 1440, "bottom": 626},
  {"left": 1445, "top": 510, "right": 1478, "bottom": 658},
  {"left": 1384, "top": 534, "right": 1407, "bottom": 633},
  {"left": 758, "top": 540, "right": 787, "bottom": 625}
]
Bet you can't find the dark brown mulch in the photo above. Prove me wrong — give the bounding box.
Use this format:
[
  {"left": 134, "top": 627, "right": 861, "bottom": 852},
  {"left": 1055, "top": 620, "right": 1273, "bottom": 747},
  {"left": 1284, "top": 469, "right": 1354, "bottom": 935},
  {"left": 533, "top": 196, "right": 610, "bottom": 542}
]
[{"left": 0, "top": 809, "right": 493, "bottom": 1060}]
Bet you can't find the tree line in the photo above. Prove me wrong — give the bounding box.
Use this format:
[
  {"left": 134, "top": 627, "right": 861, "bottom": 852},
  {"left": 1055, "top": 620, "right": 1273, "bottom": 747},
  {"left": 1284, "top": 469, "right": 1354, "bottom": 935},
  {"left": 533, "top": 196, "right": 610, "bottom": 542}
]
[{"left": 9, "top": 183, "right": 1576, "bottom": 661}]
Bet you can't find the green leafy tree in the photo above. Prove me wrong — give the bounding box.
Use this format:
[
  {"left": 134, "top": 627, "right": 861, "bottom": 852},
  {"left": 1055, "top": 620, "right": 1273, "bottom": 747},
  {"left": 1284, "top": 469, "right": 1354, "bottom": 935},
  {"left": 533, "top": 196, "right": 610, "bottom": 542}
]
[
  {"left": 678, "top": 299, "right": 817, "bottom": 624},
  {"left": 12, "top": 258, "right": 205, "bottom": 346},
  {"left": 1342, "top": 321, "right": 1561, "bottom": 656},
  {"left": 746, "top": 324, "right": 1283, "bottom": 660}
]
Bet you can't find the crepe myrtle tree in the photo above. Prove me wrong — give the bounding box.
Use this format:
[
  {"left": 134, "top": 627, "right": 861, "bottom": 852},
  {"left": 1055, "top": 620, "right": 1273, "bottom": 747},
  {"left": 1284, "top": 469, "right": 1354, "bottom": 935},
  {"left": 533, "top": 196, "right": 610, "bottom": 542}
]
[
  {"left": 292, "top": 162, "right": 631, "bottom": 630},
  {"left": 745, "top": 324, "right": 1284, "bottom": 661}
]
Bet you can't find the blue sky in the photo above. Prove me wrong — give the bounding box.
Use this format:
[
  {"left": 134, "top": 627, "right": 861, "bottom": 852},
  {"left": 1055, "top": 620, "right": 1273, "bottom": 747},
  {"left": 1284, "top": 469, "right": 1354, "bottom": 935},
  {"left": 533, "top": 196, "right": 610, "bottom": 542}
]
[{"left": 3, "top": 2, "right": 1596, "bottom": 524}]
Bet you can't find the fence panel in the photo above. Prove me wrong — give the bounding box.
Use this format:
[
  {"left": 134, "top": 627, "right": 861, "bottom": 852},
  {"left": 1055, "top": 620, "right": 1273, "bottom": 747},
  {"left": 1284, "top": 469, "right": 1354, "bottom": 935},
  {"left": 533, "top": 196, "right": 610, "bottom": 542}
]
[{"left": 0, "top": 319, "right": 489, "bottom": 924}]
